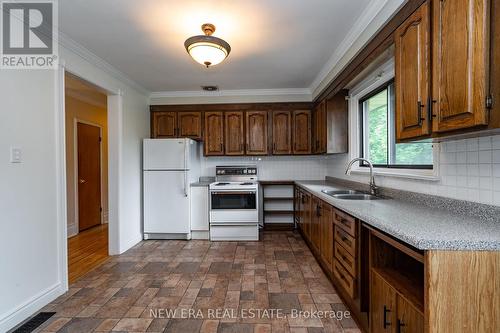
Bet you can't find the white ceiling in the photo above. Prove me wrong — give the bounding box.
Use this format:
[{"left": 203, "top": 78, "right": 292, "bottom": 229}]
[{"left": 60, "top": 0, "right": 374, "bottom": 93}]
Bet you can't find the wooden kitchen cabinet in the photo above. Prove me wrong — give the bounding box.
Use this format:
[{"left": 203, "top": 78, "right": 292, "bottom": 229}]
[
  {"left": 224, "top": 111, "right": 245, "bottom": 155},
  {"left": 177, "top": 112, "right": 202, "bottom": 139},
  {"left": 151, "top": 111, "right": 202, "bottom": 139},
  {"left": 272, "top": 111, "right": 292, "bottom": 155},
  {"left": 394, "top": 2, "right": 431, "bottom": 141},
  {"left": 431, "top": 0, "right": 490, "bottom": 133},
  {"left": 396, "top": 295, "right": 424, "bottom": 333},
  {"left": 319, "top": 202, "right": 334, "bottom": 271},
  {"left": 312, "top": 100, "right": 327, "bottom": 154},
  {"left": 152, "top": 112, "right": 177, "bottom": 138},
  {"left": 245, "top": 111, "right": 268, "bottom": 155},
  {"left": 370, "top": 270, "right": 397, "bottom": 333},
  {"left": 292, "top": 110, "right": 312, "bottom": 154},
  {"left": 302, "top": 191, "right": 312, "bottom": 239},
  {"left": 310, "top": 197, "right": 321, "bottom": 253},
  {"left": 204, "top": 112, "right": 224, "bottom": 156}
]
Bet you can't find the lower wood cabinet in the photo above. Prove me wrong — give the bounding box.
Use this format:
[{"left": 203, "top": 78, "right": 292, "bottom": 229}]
[
  {"left": 319, "top": 203, "right": 333, "bottom": 270},
  {"left": 371, "top": 269, "right": 423, "bottom": 333},
  {"left": 293, "top": 176, "right": 496, "bottom": 332},
  {"left": 370, "top": 270, "right": 397, "bottom": 333}
]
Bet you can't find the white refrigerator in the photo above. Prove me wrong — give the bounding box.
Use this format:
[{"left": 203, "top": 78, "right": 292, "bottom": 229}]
[{"left": 143, "top": 138, "right": 200, "bottom": 240}]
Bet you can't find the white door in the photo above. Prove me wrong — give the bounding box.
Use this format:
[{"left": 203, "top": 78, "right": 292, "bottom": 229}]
[
  {"left": 144, "top": 171, "right": 190, "bottom": 234},
  {"left": 143, "top": 139, "right": 187, "bottom": 170}
]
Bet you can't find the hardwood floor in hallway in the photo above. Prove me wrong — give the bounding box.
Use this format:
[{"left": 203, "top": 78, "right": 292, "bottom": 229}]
[{"left": 68, "top": 224, "right": 109, "bottom": 284}]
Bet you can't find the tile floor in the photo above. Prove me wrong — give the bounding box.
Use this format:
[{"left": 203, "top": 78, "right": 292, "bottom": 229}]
[{"left": 37, "top": 231, "right": 360, "bottom": 333}]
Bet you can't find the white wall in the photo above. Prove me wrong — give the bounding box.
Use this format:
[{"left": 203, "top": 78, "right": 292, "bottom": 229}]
[
  {"left": 0, "top": 44, "right": 149, "bottom": 331},
  {"left": 0, "top": 70, "right": 61, "bottom": 331},
  {"left": 326, "top": 135, "right": 500, "bottom": 206}
]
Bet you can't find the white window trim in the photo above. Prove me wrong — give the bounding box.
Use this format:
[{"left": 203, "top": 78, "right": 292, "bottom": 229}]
[{"left": 347, "top": 59, "right": 441, "bottom": 181}]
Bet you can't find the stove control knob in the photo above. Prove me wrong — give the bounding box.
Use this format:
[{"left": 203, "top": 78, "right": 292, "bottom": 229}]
[{"left": 243, "top": 170, "right": 247, "bottom": 174}]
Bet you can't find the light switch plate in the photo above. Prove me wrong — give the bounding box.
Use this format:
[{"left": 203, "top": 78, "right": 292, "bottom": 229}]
[{"left": 10, "top": 147, "right": 22, "bottom": 163}]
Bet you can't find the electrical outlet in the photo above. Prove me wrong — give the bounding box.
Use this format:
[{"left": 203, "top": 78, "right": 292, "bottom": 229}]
[{"left": 10, "top": 147, "right": 22, "bottom": 163}]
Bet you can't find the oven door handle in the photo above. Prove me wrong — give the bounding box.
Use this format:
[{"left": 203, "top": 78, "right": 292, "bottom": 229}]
[{"left": 211, "top": 191, "right": 256, "bottom": 194}]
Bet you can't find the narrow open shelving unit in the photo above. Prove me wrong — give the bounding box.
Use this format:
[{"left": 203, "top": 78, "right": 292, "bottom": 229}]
[{"left": 260, "top": 181, "right": 295, "bottom": 230}]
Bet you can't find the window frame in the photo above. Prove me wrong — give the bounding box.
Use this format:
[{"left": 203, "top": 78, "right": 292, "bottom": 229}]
[{"left": 358, "top": 79, "right": 433, "bottom": 170}]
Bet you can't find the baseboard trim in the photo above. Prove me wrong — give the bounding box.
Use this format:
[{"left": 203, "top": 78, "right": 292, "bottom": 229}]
[
  {"left": 0, "top": 283, "right": 65, "bottom": 332},
  {"left": 191, "top": 231, "right": 209, "bottom": 240},
  {"left": 67, "top": 223, "right": 78, "bottom": 238}
]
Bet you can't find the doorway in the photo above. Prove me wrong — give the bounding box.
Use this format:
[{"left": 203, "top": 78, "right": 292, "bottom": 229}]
[{"left": 65, "top": 73, "right": 109, "bottom": 283}]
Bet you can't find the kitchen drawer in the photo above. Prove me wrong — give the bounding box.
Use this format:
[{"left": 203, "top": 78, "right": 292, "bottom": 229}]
[
  {"left": 335, "top": 227, "right": 356, "bottom": 257},
  {"left": 335, "top": 242, "right": 356, "bottom": 277},
  {"left": 333, "top": 259, "right": 356, "bottom": 299},
  {"left": 334, "top": 209, "right": 356, "bottom": 237}
]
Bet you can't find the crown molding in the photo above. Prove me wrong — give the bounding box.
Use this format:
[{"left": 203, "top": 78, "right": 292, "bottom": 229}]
[
  {"left": 58, "top": 32, "right": 150, "bottom": 96},
  {"left": 309, "top": 0, "right": 396, "bottom": 99},
  {"left": 150, "top": 88, "right": 312, "bottom": 99}
]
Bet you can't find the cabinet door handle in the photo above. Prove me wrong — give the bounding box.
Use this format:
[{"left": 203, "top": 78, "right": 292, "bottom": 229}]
[
  {"left": 417, "top": 101, "right": 425, "bottom": 126},
  {"left": 220, "top": 143, "right": 223, "bottom": 152},
  {"left": 383, "top": 305, "right": 391, "bottom": 328},
  {"left": 397, "top": 319, "right": 405, "bottom": 333}
]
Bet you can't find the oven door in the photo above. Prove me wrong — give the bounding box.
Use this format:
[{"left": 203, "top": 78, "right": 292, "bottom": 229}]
[{"left": 210, "top": 191, "right": 256, "bottom": 210}]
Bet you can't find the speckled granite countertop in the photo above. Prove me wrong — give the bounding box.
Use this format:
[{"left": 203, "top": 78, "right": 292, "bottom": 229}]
[
  {"left": 190, "top": 181, "right": 212, "bottom": 187},
  {"left": 295, "top": 180, "right": 500, "bottom": 251}
]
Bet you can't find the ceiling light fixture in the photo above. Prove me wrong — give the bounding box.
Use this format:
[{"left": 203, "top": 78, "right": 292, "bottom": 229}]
[{"left": 184, "top": 23, "right": 231, "bottom": 68}]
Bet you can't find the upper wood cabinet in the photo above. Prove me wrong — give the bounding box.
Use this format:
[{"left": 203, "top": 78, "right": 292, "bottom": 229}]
[
  {"left": 245, "top": 111, "right": 268, "bottom": 155},
  {"left": 431, "top": 0, "right": 490, "bottom": 133},
  {"left": 292, "top": 110, "right": 312, "bottom": 154},
  {"left": 204, "top": 112, "right": 224, "bottom": 156},
  {"left": 151, "top": 111, "right": 202, "bottom": 139},
  {"left": 177, "top": 112, "right": 202, "bottom": 139},
  {"left": 312, "top": 100, "right": 327, "bottom": 154},
  {"left": 224, "top": 111, "right": 245, "bottom": 155},
  {"left": 152, "top": 112, "right": 177, "bottom": 138},
  {"left": 272, "top": 111, "right": 292, "bottom": 155},
  {"left": 395, "top": 2, "right": 431, "bottom": 141},
  {"left": 393, "top": 0, "right": 494, "bottom": 140}
]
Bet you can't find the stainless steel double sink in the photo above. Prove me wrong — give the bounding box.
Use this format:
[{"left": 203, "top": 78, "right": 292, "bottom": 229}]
[{"left": 321, "top": 189, "right": 382, "bottom": 200}]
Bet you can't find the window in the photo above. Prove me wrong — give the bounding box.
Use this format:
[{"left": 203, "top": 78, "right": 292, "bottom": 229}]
[{"left": 360, "top": 81, "right": 433, "bottom": 169}]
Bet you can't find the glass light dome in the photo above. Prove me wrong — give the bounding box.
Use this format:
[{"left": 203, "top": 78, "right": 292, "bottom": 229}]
[{"left": 184, "top": 24, "right": 231, "bottom": 68}]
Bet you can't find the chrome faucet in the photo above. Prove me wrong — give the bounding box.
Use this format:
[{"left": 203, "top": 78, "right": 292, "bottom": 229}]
[{"left": 345, "top": 158, "right": 379, "bottom": 196}]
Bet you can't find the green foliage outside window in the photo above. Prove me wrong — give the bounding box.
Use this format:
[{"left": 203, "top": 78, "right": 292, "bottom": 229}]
[{"left": 362, "top": 83, "right": 433, "bottom": 167}]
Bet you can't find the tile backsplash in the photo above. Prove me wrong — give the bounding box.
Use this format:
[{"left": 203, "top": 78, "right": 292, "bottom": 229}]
[
  {"left": 326, "top": 134, "right": 500, "bottom": 206},
  {"left": 200, "top": 152, "right": 329, "bottom": 181},
  {"left": 198, "top": 135, "right": 500, "bottom": 206}
]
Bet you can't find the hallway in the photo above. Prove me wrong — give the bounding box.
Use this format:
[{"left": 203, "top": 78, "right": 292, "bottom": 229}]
[{"left": 68, "top": 224, "right": 109, "bottom": 284}]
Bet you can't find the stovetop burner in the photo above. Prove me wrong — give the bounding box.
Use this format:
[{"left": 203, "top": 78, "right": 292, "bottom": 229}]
[
  {"left": 240, "top": 182, "right": 254, "bottom": 185},
  {"left": 215, "top": 182, "right": 230, "bottom": 186}
]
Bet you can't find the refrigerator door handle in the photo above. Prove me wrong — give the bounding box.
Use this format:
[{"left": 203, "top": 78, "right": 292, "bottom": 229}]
[{"left": 184, "top": 142, "right": 188, "bottom": 197}]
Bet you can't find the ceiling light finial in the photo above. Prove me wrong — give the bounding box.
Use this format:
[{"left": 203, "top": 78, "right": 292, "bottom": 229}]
[{"left": 184, "top": 23, "right": 231, "bottom": 68}]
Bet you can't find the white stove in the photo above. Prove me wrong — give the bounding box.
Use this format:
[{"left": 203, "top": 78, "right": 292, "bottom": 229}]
[
  {"left": 209, "top": 166, "right": 259, "bottom": 241},
  {"left": 209, "top": 181, "right": 258, "bottom": 191}
]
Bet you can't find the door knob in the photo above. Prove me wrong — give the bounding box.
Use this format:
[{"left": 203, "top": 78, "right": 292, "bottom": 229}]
[{"left": 79, "top": 179, "right": 86, "bottom": 184}]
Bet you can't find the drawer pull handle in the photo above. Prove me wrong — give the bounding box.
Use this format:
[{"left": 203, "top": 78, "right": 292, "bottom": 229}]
[{"left": 397, "top": 319, "right": 405, "bottom": 333}]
